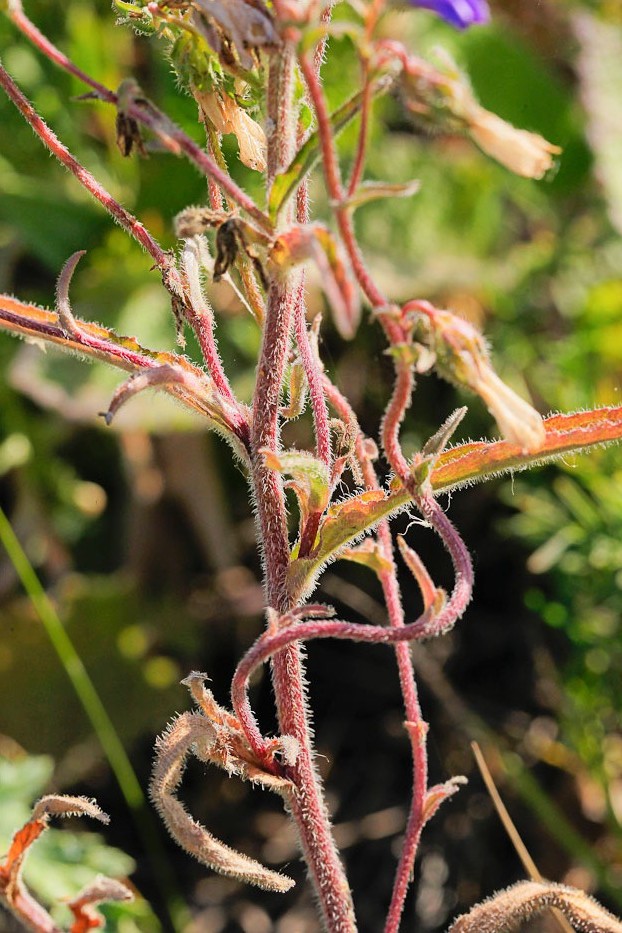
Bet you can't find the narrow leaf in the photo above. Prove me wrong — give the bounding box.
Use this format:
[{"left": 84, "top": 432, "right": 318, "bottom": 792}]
[
  {"left": 448, "top": 881, "right": 622, "bottom": 933},
  {"left": 0, "top": 294, "right": 250, "bottom": 455},
  {"left": 342, "top": 179, "right": 420, "bottom": 211},
  {"left": 269, "top": 77, "right": 393, "bottom": 222},
  {"left": 287, "top": 406, "right": 622, "bottom": 602}
]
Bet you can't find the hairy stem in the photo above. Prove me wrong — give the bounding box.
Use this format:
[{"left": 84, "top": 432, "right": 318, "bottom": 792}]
[
  {"left": 5, "top": 5, "right": 272, "bottom": 233},
  {"left": 249, "top": 45, "right": 356, "bottom": 932},
  {"left": 0, "top": 60, "right": 170, "bottom": 271},
  {"left": 319, "top": 373, "right": 431, "bottom": 930}
]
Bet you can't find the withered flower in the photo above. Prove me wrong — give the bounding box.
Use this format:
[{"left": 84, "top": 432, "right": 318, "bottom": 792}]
[
  {"left": 400, "top": 53, "right": 560, "bottom": 179},
  {"left": 190, "top": 0, "right": 280, "bottom": 71},
  {"left": 462, "top": 104, "right": 561, "bottom": 180},
  {"left": 410, "top": 304, "right": 546, "bottom": 453},
  {"left": 195, "top": 86, "right": 267, "bottom": 171}
]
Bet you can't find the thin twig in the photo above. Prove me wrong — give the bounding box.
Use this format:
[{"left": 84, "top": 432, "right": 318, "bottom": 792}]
[
  {"left": 471, "top": 742, "right": 576, "bottom": 933},
  {"left": 5, "top": 5, "right": 272, "bottom": 233}
]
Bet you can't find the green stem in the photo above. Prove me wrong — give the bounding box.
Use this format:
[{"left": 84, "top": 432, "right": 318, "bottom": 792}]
[
  {"left": 0, "top": 506, "right": 188, "bottom": 930},
  {"left": 0, "top": 506, "right": 143, "bottom": 808}
]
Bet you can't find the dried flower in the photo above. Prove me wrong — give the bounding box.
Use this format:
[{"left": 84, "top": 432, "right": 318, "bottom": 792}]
[
  {"left": 466, "top": 107, "right": 561, "bottom": 179},
  {"left": 408, "top": 304, "right": 545, "bottom": 453},
  {"left": 190, "top": 0, "right": 279, "bottom": 71},
  {"left": 410, "top": 0, "right": 489, "bottom": 29},
  {"left": 399, "top": 52, "right": 560, "bottom": 178},
  {"left": 473, "top": 365, "right": 547, "bottom": 453},
  {"left": 195, "top": 87, "right": 267, "bottom": 171}
]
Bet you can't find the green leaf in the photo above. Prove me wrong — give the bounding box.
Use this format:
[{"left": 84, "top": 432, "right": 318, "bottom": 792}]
[
  {"left": 287, "top": 406, "right": 622, "bottom": 602},
  {"left": 268, "top": 77, "right": 392, "bottom": 222},
  {"left": 343, "top": 179, "right": 421, "bottom": 211}
]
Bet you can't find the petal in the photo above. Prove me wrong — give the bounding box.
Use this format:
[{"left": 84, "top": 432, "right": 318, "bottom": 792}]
[{"left": 413, "top": 0, "right": 489, "bottom": 29}]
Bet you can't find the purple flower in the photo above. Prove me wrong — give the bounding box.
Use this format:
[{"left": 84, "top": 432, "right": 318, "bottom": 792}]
[{"left": 413, "top": 0, "right": 489, "bottom": 29}]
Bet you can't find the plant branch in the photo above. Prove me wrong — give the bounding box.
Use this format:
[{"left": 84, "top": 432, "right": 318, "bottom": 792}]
[
  {"left": 250, "top": 44, "right": 357, "bottom": 932},
  {"left": 4, "top": 4, "right": 273, "bottom": 233},
  {"left": 0, "top": 59, "right": 171, "bottom": 272}
]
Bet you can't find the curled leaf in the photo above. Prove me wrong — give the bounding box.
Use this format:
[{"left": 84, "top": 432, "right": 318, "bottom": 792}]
[
  {"left": 0, "top": 292, "right": 251, "bottom": 461},
  {"left": 422, "top": 776, "right": 467, "bottom": 825},
  {"left": 68, "top": 876, "right": 133, "bottom": 933},
  {"left": 151, "top": 674, "right": 295, "bottom": 894},
  {"left": 448, "top": 881, "right": 622, "bottom": 933},
  {"left": 31, "top": 795, "right": 109, "bottom": 824},
  {"left": 341, "top": 538, "right": 393, "bottom": 576},
  {"left": 0, "top": 794, "right": 115, "bottom": 933},
  {"left": 261, "top": 447, "right": 331, "bottom": 529}
]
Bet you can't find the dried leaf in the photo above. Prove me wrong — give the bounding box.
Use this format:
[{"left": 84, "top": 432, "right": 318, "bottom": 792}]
[
  {"left": 448, "top": 881, "right": 622, "bottom": 933},
  {"left": 151, "top": 675, "right": 296, "bottom": 894},
  {"left": 190, "top": 0, "right": 279, "bottom": 72},
  {"left": 422, "top": 776, "right": 467, "bottom": 825},
  {"left": 68, "top": 876, "right": 133, "bottom": 933},
  {"left": 0, "top": 794, "right": 115, "bottom": 933}
]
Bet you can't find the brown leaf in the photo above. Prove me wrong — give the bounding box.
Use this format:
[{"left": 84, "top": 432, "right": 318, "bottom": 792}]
[{"left": 448, "top": 881, "right": 622, "bottom": 933}]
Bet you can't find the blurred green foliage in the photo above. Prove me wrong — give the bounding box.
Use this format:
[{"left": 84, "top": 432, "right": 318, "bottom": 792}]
[{"left": 0, "top": 754, "right": 158, "bottom": 931}]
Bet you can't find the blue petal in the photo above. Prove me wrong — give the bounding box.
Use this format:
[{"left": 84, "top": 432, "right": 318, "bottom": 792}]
[{"left": 414, "top": 0, "right": 490, "bottom": 28}]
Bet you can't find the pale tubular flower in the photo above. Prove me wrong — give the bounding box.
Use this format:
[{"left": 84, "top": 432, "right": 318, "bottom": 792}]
[
  {"left": 474, "top": 364, "right": 546, "bottom": 453},
  {"left": 467, "top": 106, "right": 561, "bottom": 179},
  {"left": 195, "top": 88, "right": 267, "bottom": 172},
  {"left": 447, "top": 78, "right": 561, "bottom": 179},
  {"left": 401, "top": 55, "right": 560, "bottom": 179},
  {"left": 424, "top": 309, "right": 546, "bottom": 453}
]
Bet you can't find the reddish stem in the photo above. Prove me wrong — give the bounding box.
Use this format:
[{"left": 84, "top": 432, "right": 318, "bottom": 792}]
[
  {"left": 322, "top": 374, "right": 432, "bottom": 930},
  {"left": 299, "top": 52, "right": 345, "bottom": 204},
  {"left": 381, "top": 360, "right": 415, "bottom": 479},
  {"left": 250, "top": 46, "right": 356, "bottom": 931},
  {"left": 252, "top": 279, "right": 295, "bottom": 606},
  {"left": 181, "top": 241, "right": 237, "bottom": 403},
  {"left": 294, "top": 287, "right": 332, "bottom": 467},
  {"left": 0, "top": 61, "right": 170, "bottom": 271},
  {"left": 6, "top": 5, "right": 272, "bottom": 233},
  {"left": 378, "top": 532, "right": 429, "bottom": 933},
  {"left": 347, "top": 62, "right": 373, "bottom": 196}
]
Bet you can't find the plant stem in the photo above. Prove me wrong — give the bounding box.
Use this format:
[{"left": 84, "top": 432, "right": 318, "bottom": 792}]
[
  {"left": 5, "top": 5, "right": 272, "bottom": 233},
  {"left": 249, "top": 45, "right": 356, "bottom": 932},
  {"left": 0, "top": 60, "right": 170, "bottom": 271}
]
